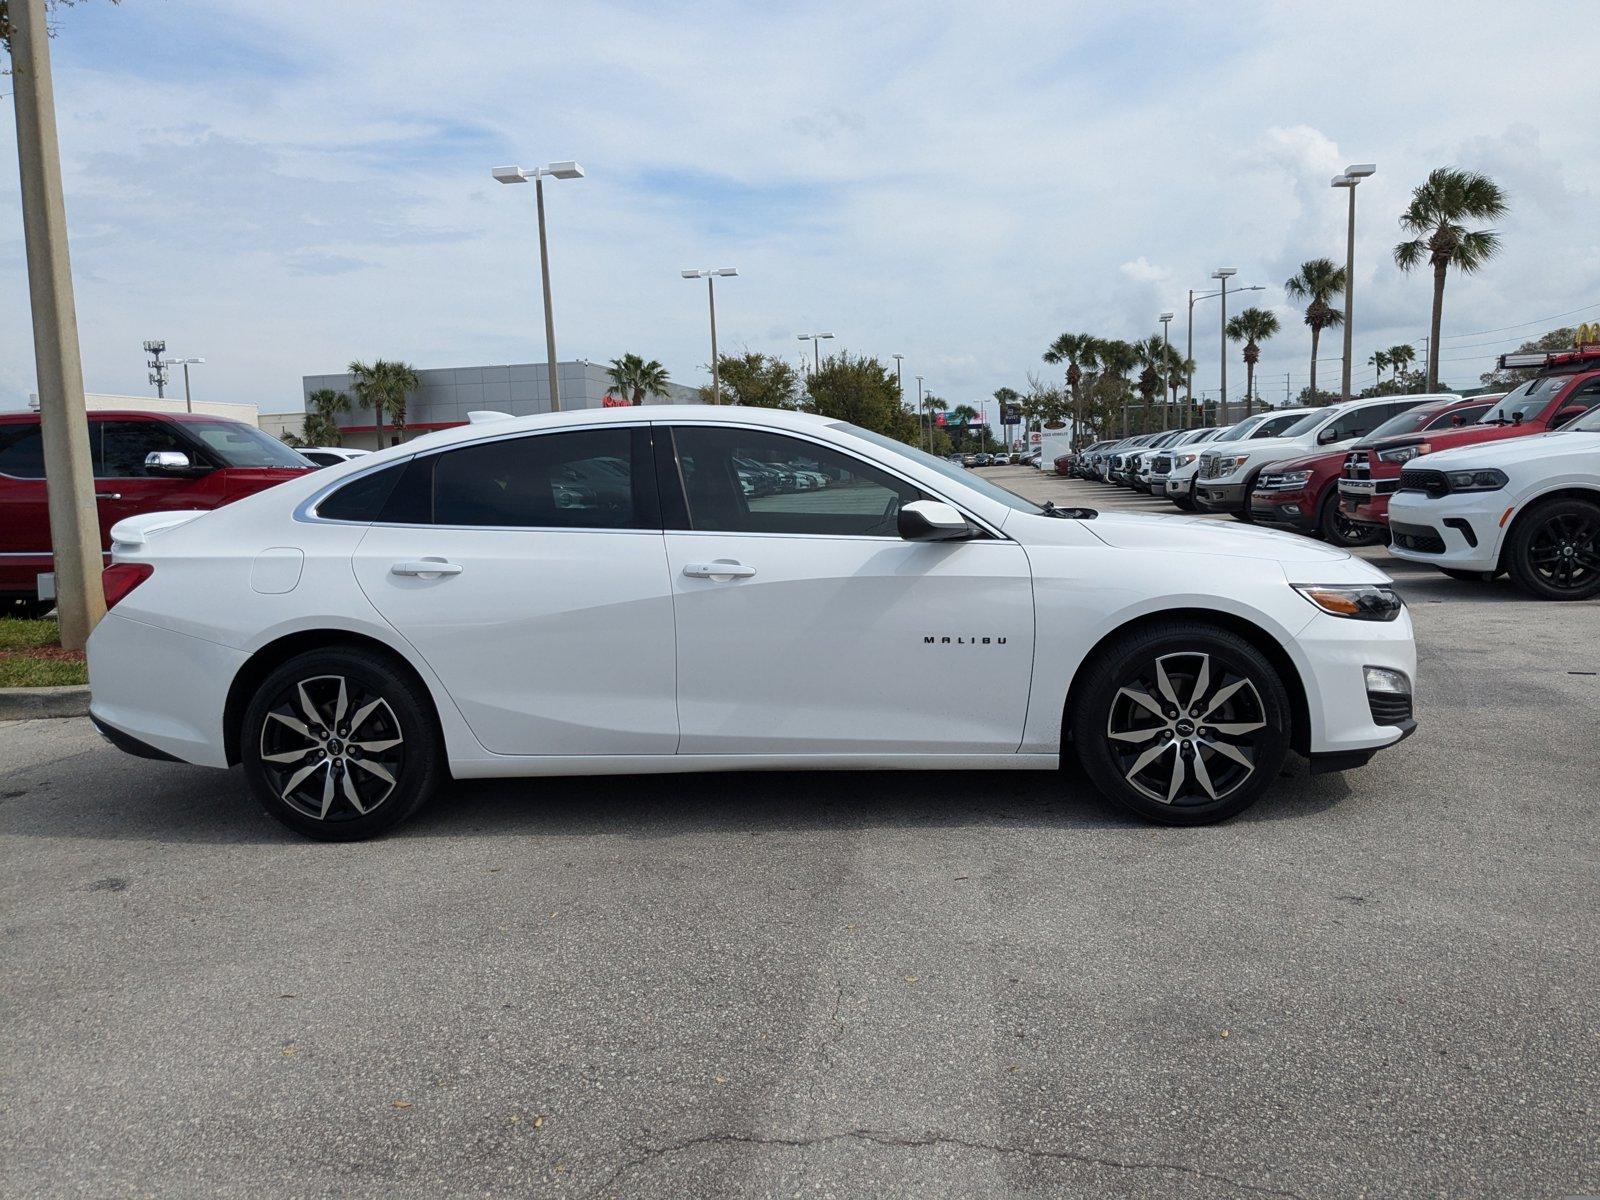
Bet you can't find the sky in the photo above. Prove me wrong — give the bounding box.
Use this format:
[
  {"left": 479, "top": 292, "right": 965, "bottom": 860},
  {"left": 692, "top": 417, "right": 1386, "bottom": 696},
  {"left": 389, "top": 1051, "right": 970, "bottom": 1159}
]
[{"left": 3, "top": 0, "right": 1598, "bottom": 421}]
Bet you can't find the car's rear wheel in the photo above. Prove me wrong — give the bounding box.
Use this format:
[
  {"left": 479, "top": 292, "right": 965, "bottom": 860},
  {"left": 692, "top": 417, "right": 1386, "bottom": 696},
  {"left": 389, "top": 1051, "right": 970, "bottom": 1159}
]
[
  {"left": 1071, "top": 623, "right": 1291, "bottom": 825},
  {"left": 242, "top": 648, "right": 443, "bottom": 840},
  {"left": 1506, "top": 498, "right": 1600, "bottom": 601},
  {"left": 1320, "top": 488, "right": 1382, "bottom": 547}
]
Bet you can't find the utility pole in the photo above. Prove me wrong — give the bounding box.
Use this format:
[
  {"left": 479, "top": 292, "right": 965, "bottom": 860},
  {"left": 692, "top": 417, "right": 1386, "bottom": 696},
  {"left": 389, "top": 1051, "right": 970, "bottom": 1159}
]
[
  {"left": 11, "top": 0, "right": 106, "bottom": 648},
  {"left": 1285, "top": 373, "right": 1290, "bottom": 406}
]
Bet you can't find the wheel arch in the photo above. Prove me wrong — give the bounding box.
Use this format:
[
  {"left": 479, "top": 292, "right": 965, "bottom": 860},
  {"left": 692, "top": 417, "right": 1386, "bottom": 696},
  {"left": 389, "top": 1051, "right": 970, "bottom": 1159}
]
[
  {"left": 1496, "top": 486, "right": 1600, "bottom": 570},
  {"left": 1060, "top": 607, "right": 1312, "bottom": 758},
  {"left": 222, "top": 628, "right": 447, "bottom": 767}
]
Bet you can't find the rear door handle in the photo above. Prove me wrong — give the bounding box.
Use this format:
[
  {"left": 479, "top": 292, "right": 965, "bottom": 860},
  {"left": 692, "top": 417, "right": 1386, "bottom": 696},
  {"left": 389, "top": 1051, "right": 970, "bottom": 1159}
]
[
  {"left": 391, "top": 558, "right": 463, "bottom": 578},
  {"left": 682, "top": 560, "right": 756, "bottom": 580}
]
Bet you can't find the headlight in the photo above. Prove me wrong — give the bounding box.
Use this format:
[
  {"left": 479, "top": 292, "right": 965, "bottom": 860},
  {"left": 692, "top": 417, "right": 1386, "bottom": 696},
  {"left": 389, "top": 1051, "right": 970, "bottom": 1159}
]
[
  {"left": 1176, "top": 453, "right": 1197, "bottom": 467},
  {"left": 1377, "top": 443, "right": 1429, "bottom": 464},
  {"left": 1215, "top": 455, "right": 1250, "bottom": 474},
  {"left": 1277, "top": 469, "right": 1313, "bottom": 487},
  {"left": 1295, "top": 584, "right": 1405, "bottom": 621},
  {"left": 1445, "top": 468, "right": 1508, "bottom": 492}
]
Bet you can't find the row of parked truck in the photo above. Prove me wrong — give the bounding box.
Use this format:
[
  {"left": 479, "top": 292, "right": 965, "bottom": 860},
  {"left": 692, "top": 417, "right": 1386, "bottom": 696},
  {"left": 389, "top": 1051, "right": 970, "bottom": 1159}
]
[{"left": 1056, "top": 345, "right": 1600, "bottom": 600}]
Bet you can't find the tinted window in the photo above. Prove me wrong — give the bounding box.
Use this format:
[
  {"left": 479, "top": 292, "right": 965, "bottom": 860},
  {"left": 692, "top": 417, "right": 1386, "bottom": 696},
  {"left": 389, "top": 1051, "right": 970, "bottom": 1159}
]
[
  {"left": 1553, "top": 379, "right": 1600, "bottom": 427},
  {"left": 317, "top": 462, "right": 406, "bottom": 521},
  {"left": 672, "top": 426, "right": 924, "bottom": 536},
  {"left": 1422, "top": 403, "right": 1490, "bottom": 430},
  {"left": 431, "top": 428, "right": 644, "bottom": 529},
  {"left": 0, "top": 422, "right": 45, "bottom": 478},
  {"left": 1251, "top": 412, "right": 1313, "bottom": 438},
  {"left": 1325, "top": 405, "right": 1389, "bottom": 442},
  {"left": 99, "top": 420, "right": 195, "bottom": 477},
  {"left": 184, "top": 421, "right": 309, "bottom": 468}
]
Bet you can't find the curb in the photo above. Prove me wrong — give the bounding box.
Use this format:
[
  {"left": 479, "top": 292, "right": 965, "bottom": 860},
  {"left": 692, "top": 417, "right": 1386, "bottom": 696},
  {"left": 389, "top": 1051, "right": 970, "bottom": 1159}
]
[{"left": 0, "top": 685, "right": 91, "bottom": 721}]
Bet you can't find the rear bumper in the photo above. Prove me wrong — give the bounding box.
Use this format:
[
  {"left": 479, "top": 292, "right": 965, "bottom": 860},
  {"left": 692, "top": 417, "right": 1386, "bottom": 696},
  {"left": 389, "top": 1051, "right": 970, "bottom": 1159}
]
[{"left": 1194, "top": 480, "right": 1249, "bottom": 512}]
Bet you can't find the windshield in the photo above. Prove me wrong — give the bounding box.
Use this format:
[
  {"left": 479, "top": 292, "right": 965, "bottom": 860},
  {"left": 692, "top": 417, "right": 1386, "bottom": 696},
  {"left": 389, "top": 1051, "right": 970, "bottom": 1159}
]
[
  {"left": 831, "top": 422, "right": 1044, "bottom": 515},
  {"left": 1478, "top": 377, "right": 1565, "bottom": 425},
  {"left": 1362, "top": 406, "right": 1439, "bottom": 442},
  {"left": 185, "top": 421, "right": 310, "bottom": 468},
  {"left": 1211, "top": 416, "right": 1266, "bottom": 443}
]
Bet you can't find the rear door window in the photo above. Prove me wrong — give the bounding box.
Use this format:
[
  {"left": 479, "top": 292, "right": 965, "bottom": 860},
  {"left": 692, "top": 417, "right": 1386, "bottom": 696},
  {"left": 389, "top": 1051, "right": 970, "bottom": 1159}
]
[{"left": 0, "top": 422, "right": 45, "bottom": 478}]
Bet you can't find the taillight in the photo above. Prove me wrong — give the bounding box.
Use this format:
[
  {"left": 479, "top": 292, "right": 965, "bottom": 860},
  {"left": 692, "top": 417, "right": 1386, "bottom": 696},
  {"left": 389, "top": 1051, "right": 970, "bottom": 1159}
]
[{"left": 102, "top": 563, "right": 154, "bottom": 609}]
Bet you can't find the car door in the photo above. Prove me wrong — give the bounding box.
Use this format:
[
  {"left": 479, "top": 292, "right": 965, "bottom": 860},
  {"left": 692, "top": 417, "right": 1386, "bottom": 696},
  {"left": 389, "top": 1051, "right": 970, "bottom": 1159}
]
[
  {"left": 0, "top": 421, "right": 54, "bottom": 594},
  {"left": 348, "top": 423, "right": 678, "bottom": 757},
  {"left": 661, "top": 423, "right": 1034, "bottom": 756}
]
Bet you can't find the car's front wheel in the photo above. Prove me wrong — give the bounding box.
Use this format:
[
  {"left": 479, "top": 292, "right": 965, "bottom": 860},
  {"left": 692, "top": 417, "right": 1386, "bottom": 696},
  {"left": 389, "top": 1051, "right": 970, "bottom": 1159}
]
[
  {"left": 1505, "top": 498, "right": 1600, "bottom": 601},
  {"left": 242, "top": 647, "right": 444, "bottom": 840},
  {"left": 1071, "top": 623, "right": 1291, "bottom": 824},
  {"left": 1320, "top": 489, "right": 1383, "bottom": 547}
]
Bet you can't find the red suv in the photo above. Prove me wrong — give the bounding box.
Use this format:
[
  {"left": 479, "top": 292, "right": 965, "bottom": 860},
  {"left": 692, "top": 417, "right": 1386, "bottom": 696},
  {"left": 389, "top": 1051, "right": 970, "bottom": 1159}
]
[
  {"left": 1252, "top": 395, "right": 1496, "bottom": 545},
  {"left": 0, "top": 410, "right": 311, "bottom": 615},
  {"left": 1339, "top": 347, "right": 1600, "bottom": 533}
]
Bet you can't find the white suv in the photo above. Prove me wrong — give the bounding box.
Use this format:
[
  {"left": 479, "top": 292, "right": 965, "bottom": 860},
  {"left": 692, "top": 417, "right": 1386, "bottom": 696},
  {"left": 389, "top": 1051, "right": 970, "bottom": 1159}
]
[
  {"left": 1195, "top": 396, "right": 1459, "bottom": 519},
  {"left": 1387, "top": 405, "right": 1600, "bottom": 599},
  {"left": 1163, "top": 409, "right": 1317, "bottom": 510}
]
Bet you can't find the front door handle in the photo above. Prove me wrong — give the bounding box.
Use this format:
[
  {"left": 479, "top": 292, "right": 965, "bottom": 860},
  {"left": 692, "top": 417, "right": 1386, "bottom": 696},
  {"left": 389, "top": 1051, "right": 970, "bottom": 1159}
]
[
  {"left": 96, "top": 492, "right": 122, "bottom": 500},
  {"left": 682, "top": 560, "right": 756, "bottom": 580},
  {"left": 391, "top": 558, "right": 463, "bottom": 578}
]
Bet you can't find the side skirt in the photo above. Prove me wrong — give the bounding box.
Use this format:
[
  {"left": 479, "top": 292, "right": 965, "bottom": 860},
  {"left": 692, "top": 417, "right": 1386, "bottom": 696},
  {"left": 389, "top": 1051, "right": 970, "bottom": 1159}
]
[{"left": 449, "top": 752, "right": 1061, "bottom": 780}]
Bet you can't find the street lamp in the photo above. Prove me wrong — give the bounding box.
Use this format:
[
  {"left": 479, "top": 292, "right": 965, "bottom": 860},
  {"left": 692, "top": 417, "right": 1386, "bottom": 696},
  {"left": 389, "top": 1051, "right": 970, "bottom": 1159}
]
[
  {"left": 166, "top": 356, "right": 205, "bottom": 413},
  {"left": 916, "top": 374, "right": 926, "bottom": 452},
  {"left": 1332, "top": 163, "right": 1376, "bottom": 402},
  {"left": 797, "top": 332, "right": 834, "bottom": 373},
  {"left": 891, "top": 353, "right": 905, "bottom": 406},
  {"left": 1158, "top": 312, "right": 1174, "bottom": 428},
  {"left": 682, "top": 268, "right": 737, "bottom": 404},
  {"left": 493, "top": 159, "right": 585, "bottom": 412},
  {"left": 1187, "top": 281, "right": 1263, "bottom": 426},
  {"left": 1211, "top": 269, "right": 1236, "bottom": 422}
]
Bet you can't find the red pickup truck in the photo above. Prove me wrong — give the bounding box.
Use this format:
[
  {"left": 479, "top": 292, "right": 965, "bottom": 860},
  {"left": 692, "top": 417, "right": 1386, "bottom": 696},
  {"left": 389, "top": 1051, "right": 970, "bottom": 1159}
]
[
  {"left": 1251, "top": 395, "right": 1496, "bottom": 545},
  {"left": 1339, "top": 347, "right": 1600, "bottom": 533},
  {"left": 0, "top": 410, "right": 311, "bottom": 615}
]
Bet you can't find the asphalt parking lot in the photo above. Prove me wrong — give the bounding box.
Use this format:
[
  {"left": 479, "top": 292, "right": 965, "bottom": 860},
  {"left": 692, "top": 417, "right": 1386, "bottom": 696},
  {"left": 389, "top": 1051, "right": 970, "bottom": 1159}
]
[{"left": 3, "top": 467, "right": 1596, "bottom": 1199}]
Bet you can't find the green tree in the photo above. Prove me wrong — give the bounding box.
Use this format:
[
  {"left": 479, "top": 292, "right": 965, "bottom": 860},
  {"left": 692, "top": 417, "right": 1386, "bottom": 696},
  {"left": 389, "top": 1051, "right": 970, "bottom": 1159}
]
[
  {"left": 607, "top": 353, "right": 671, "bottom": 405},
  {"left": 1225, "top": 307, "right": 1281, "bottom": 417},
  {"left": 347, "top": 359, "right": 420, "bottom": 446},
  {"left": 303, "top": 387, "right": 350, "bottom": 446},
  {"left": 803, "top": 353, "right": 918, "bottom": 443},
  {"left": 702, "top": 352, "right": 798, "bottom": 409},
  {"left": 1394, "top": 167, "right": 1508, "bottom": 391},
  {"left": 1284, "top": 258, "right": 1346, "bottom": 404},
  {"left": 1042, "top": 332, "right": 1099, "bottom": 443}
]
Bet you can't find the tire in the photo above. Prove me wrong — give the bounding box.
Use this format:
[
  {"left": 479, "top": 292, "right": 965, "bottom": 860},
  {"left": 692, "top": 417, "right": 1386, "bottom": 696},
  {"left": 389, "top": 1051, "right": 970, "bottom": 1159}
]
[
  {"left": 1071, "top": 622, "right": 1291, "bottom": 825},
  {"left": 1319, "top": 488, "right": 1382, "bottom": 548},
  {"left": 1172, "top": 484, "right": 1197, "bottom": 512},
  {"left": 1505, "top": 497, "right": 1600, "bottom": 601},
  {"left": 241, "top": 647, "right": 444, "bottom": 840},
  {"left": 8, "top": 597, "right": 55, "bottom": 619}
]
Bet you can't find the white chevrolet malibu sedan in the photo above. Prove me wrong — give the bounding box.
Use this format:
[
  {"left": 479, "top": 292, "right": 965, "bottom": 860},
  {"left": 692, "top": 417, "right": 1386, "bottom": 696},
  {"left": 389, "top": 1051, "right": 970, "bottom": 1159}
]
[{"left": 87, "top": 406, "right": 1417, "bottom": 839}]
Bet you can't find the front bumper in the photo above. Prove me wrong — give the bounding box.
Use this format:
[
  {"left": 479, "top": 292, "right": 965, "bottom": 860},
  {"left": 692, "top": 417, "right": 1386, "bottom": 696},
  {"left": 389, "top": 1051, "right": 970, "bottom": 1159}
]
[
  {"left": 1294, "top": 606, "right": 1418, "bottom": 756},
  {"left": 1337, "top": 478, "right": 1394, "bottom": 527},
  {"left": 1385, "top": 492, "right": 1506, "bottom": 572},
  {"left": 1249, "top": 488, "right": 1319, "bottom": 534},
  {"left": 1194, "top": 480, "right": 1249, "bottom": 512}
]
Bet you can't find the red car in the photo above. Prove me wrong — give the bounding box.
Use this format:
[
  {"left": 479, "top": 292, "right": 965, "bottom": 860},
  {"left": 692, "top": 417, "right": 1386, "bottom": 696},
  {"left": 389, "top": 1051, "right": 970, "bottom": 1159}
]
[
  {"left": 0, "top": 410, "right": 311, "bottom": 615},
  {"left": 1340, "top": 347, "right": 1600, "bottom": 532},
  {"left": 1252, "top": 395, "right": 1497, "bottom": 545}
]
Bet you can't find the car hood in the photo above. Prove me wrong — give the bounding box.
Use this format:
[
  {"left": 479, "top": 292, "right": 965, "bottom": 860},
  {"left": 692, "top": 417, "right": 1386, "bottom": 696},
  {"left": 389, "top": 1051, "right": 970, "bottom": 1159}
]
[
  {"left": 1414, "top": 430, "right": 1600, "bottom": 469},
  {"left": 1080, "top": 510, "right": 1355, "bottom": 564},
  {"left": 1256, "top": 448, "right": 1346, "bottom": 475},
  {"left": 1216, "top": 435, "right": 1314, "bottom": 461}
]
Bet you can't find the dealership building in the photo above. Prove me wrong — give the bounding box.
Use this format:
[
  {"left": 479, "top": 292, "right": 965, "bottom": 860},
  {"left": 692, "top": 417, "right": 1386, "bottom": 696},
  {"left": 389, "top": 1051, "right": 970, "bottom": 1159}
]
[{"left": 285, "top": 359, "right": 704, "bottom": 449}]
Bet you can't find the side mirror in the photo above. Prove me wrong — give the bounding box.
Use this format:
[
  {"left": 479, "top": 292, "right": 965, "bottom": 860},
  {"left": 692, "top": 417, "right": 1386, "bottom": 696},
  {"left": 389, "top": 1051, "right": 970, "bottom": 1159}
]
[
  {"left": 1512, "top": 411, "right": 1524, "bottom": 425},
  {"left": 144, "top": 450, "right": 206, "bottom": 476},
  {"left": 1316, "top": 427, "right": 1339, "bottom": 445},
  {"left": 898, "top": 499, "right": 971, "bottom": 542}
]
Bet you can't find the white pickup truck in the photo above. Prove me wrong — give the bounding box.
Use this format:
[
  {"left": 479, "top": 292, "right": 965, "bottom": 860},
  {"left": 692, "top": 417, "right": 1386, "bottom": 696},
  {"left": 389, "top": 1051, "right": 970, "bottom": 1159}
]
[
  {"left": 1193, "top": 395, "right": 1458, "bottom": 519},
  {"left": 1161, "top": 408, "right": 1316, "bottom": 510}
]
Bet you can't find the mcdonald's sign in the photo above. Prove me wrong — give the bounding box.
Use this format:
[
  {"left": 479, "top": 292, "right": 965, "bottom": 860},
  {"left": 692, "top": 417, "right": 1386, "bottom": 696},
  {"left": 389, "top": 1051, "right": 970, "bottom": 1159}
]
[{"left": 1575, "top": 322, "right": 1599, "bottom": 347}]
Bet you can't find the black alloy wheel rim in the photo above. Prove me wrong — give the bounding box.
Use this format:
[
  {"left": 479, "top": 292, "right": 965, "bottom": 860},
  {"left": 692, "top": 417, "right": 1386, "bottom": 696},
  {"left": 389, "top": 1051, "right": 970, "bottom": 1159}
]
[
  {"left": 258, "top": 674, "right": 406, "bottom": 822},
  {"left": 1527, "top": 512, "right": 1600, "bottom": 592},
  {"left": 1106, "top": 651, "right": 1269, "bottom": 806}
]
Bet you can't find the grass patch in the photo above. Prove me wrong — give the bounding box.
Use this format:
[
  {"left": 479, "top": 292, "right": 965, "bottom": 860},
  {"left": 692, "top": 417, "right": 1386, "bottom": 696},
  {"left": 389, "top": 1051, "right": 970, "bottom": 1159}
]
[{"left": 0, "top": 618, "right": 87, "bottom": 687}]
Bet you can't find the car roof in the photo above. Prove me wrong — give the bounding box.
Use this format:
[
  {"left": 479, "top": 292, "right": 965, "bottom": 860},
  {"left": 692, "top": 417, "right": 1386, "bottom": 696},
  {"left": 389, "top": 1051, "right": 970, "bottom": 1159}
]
[{"left": 0, "top": 408, "right": 251, "bottom": 426}]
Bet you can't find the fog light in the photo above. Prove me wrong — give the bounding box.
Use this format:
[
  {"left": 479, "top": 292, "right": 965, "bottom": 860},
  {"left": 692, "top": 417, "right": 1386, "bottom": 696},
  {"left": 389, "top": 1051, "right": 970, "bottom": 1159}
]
[
  {"left": 1284, "top": 504, "right": 1301, "bottom": 516},
  {"left": 1363, "top": 666, "right": 1411, "bottom": 696}
]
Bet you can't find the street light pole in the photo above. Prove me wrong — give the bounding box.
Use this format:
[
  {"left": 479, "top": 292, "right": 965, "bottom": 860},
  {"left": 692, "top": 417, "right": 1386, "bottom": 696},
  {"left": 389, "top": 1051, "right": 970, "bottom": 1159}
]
[
  {"left": 1159, "top": 312, "right": 1174, "bottom": 429},
  {"left": 493, "top": 160, "right": 585, "bottom": 412},
  {"left": 797, "top": 332, "right": 834, "bottom": 373},
  {"left": 1332, "top": 163, "right": 1376, "bottom": 402},
  {"left": 916, "top": 375, "right": 926, "bottom": 452},
  {"left": 168, "top": 357, "right": 205, "bottom": 412},
  {"left": 11, "top": 0, "right": 105, "bottom": 648},
  {"left": 682, "top": 269, "right": 737, "bottom": 403},
  {"left": 1212, "top": 269, "right": 1236, "bottom": 424}
]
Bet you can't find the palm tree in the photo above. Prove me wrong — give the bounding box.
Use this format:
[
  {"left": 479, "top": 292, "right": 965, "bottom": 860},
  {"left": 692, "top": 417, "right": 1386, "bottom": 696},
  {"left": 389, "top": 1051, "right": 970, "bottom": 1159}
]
[
  {"left": 1368, "top": 349, "right": 1390, "bottom": 386},
  {"left": 1394, "top": 168, "right": 1508, "bottom": 390},
  {"left": 303, "top": 387, "right": 350, "bottom": 446},
  {"left": 1387, "top": 342, "right": 1417, "bottom": 383},
  {"left": 1042, "top": 332, "right": 1099, "bottom": 445},
  {"left": 1093, "top": 338, "right": 1139, "bottom": 434},
  {"left": 1284, "top": 259, "right": 1346, "bottom": 403},
  {"left": 1131, "top": 335, "right": 1173, "bottom": 432},
  {"left": 347, "top": 360, "right": 420, "bottom": 446},
  {"left": 1225, "top": 307, "right": 1281, "bottom": 417},
  {"left": 949, "top": 403, "right": 979, "bottom": 448},
  {"left": 606, "top": 353, "right": 671, "bottom": 405}
]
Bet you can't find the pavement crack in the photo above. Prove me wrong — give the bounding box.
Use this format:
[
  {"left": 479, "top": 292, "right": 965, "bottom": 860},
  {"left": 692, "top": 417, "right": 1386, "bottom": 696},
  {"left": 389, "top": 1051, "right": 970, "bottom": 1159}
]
[{"left": 587, "top": 1127, "right": 1307, "bottom": 1199}]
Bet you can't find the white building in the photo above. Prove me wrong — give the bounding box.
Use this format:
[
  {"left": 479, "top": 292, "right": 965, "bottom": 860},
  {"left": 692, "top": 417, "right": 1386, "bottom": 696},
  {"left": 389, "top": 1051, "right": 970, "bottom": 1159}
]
[{"left": 29, "top": 392, "right": 260, "bottom": 427}]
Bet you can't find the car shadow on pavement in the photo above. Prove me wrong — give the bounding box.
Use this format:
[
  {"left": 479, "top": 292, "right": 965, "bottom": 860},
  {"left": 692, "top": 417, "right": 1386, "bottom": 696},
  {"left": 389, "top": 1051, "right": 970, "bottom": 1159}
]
[{"left": 3, "top": 747, "right": 1357, "bottom": 846}]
